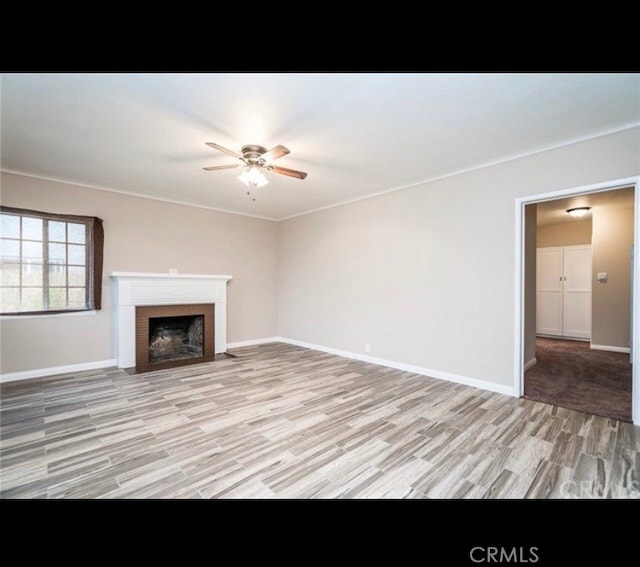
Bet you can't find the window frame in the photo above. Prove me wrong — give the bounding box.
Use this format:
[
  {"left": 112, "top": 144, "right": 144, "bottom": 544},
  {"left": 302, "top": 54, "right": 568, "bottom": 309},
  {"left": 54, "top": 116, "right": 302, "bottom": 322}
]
[{"left": 0, "top": 206, "right": 104, "bottom": 316}]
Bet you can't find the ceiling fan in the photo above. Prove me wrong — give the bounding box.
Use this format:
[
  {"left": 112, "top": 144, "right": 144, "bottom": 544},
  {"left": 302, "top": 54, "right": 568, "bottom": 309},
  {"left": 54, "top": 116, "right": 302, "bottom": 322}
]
[{"left": 203, "top": 143, "right": 308, "bottom": 189}]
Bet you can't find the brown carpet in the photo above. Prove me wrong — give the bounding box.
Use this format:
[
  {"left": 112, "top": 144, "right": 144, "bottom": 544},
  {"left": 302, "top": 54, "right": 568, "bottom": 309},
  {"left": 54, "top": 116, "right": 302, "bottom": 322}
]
[{"left": 524, "top": 337, "right": 632, "bottom": 422}]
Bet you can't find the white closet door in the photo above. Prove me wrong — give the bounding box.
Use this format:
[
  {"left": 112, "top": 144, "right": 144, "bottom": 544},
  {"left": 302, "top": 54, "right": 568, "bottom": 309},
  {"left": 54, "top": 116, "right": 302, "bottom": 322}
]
[
  {"left": 562, "top": 245, "right": 592, "bottom": 339},
  {"left": 537, "top": 247, "right": 564, "bottom": 336}
]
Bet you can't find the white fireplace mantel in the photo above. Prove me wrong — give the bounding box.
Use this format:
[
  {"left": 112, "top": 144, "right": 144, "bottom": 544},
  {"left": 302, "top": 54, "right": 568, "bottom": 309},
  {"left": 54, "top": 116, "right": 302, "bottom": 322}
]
[{"left": 110, "top": 272, "right": 232, "bottom": 369}]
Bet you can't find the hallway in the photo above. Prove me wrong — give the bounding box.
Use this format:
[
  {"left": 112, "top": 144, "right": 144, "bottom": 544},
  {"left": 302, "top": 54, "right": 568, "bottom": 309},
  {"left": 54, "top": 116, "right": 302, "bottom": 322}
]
[{"left": 524, "top": 337, "right": 632, "bottom": 422}]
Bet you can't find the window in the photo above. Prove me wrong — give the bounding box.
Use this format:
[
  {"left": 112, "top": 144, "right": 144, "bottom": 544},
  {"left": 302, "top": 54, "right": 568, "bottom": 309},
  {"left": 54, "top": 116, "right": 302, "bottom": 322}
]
[{"left": 0, "top": 206, "right": 104, "bottom": 315}]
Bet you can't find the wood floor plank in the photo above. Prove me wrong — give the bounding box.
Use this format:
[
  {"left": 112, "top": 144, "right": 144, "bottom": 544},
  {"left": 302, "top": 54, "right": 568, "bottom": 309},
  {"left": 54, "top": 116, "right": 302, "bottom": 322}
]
[
  {"left": 606, "top": 446, "right": 639, "bottom": 498},
  {"left": 570, "top": 453, "right": 610, "bottom": 498},
  {"left": 482, "top": 469, "right": 530, "bottom": 499},
  {"left": 523, "top": 461, "right": 573, "bottom": 498}
]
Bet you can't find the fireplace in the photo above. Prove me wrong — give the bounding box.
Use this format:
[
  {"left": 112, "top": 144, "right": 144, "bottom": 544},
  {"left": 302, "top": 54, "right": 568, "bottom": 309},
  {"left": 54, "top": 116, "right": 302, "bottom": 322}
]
[
  {"left": 149, "top": 315, "right": 203, "bottom": 363},
  {"left": 135, "top": 303, "right": 215, "bottom": 373},
  {"left": 110, "top": 272, "right": 232, "bottom": 370}
]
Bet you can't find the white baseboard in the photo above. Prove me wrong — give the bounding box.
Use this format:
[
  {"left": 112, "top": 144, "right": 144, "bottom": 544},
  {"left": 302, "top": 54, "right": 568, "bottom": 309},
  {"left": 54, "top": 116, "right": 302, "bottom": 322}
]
[
  {"left": 524, "top": 357, "right": 537, "bottom": 371},
  {"left": 0, "top": 337, "right": 520, "bottom": 398},
  {"left": 537, "top": 334, "right": 590, "bottom": 342},
  {"left": 590, "top": 344, "right": 631, "bottom": 354},
  {"left": 0, "top": 359, "right": 117, "bottom": 384},
  {"left": 276, "top": 337, "right": 517, "bottom": 397},
  {"left": 227, "top": 337, "right": 280, "bottom": 349}
]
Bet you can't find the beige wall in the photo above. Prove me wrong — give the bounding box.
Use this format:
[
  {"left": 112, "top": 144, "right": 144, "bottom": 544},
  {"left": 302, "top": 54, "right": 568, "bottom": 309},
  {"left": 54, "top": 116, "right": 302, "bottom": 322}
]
[
  {"left": 0, "top": 172, "right": 279, "bottom": 374},
  {"left": 278, "top": 127, "right": 640, "bottom": 389},
  {"left": 2, "top": 127, "right": 639, "bottom": 386},
  {"left": 524, "top": 204, "right": 537, "bottom": 365},
  {"left": 591, "top": 204, "right": 635, "bottom": 348},
  {"left": 537, "top": 220, "right": 592, "bottom": 247}
]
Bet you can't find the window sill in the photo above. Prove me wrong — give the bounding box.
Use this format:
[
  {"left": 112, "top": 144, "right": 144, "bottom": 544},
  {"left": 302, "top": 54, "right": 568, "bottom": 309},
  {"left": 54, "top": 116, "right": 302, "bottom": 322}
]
[{"left": 0, "top": 310, "right": 97, "bottom": 321}]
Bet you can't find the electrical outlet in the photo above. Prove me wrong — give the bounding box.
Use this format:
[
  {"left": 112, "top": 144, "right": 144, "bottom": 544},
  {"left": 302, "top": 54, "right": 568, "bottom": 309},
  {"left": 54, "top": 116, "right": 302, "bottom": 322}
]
[{"left": 364, "top": 343, "right": 371, "bottom": 353}]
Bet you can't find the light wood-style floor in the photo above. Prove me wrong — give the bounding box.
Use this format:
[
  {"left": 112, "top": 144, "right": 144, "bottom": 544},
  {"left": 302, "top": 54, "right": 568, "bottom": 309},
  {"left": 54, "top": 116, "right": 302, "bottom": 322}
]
[{"left": 1, "top": 342, "right": 638, "bottom": 499}]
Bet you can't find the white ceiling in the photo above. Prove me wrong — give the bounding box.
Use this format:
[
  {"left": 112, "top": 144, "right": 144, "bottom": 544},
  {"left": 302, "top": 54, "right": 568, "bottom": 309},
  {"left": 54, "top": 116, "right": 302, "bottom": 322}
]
[
  {"left": 2, "top": 73, "right": 639, "bottom": 220},
  {"left": 536, "top": 185, "right": 635, "bottom": 226}
]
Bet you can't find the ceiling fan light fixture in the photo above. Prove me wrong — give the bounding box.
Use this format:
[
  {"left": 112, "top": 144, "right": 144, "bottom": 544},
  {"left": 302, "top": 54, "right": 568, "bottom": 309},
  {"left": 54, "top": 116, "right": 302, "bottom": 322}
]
[
  {"left": 566, "top": 206, "right": 591, "bottom": 218},
  {"left": 205, "top": 142, "right": 306, "bottom": 188},
  {"left": 238, "top": 165, "right": 269, "bottom": 188}
]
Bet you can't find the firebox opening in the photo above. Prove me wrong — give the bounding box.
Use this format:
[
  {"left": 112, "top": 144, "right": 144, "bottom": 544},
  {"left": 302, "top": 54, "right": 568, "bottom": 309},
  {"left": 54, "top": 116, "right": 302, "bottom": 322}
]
[{"left": 148, "top": 314, "right": 204, "bottom": 364}]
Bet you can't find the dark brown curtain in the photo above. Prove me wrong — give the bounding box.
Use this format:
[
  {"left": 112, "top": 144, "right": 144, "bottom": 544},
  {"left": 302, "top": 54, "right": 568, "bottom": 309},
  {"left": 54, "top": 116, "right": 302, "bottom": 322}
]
[
  {"left": 0, "top": 205, "right": 105, "bottom": 311},
  {"left": 90, "top": 216, "right": 104, "bottom": 310}
]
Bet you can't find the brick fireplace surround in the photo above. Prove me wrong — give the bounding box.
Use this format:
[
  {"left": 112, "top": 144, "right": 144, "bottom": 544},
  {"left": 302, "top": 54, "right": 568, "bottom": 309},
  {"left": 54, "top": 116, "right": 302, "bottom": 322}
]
[{"left": 135, "top": 303, "right": 215, "bottom": 373}]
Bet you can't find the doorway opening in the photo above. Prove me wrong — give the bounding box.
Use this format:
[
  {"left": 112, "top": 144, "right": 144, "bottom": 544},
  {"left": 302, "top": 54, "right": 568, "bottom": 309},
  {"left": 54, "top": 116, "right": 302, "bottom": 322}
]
[{"left": 515, "top": 177, "right": 640, "bottom": 425}]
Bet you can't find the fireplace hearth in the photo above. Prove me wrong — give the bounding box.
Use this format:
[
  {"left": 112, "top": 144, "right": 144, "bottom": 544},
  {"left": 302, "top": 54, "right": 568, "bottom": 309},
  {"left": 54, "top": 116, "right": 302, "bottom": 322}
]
[{"left": 135, "top": 303, "right": 215, "bottom": 373}]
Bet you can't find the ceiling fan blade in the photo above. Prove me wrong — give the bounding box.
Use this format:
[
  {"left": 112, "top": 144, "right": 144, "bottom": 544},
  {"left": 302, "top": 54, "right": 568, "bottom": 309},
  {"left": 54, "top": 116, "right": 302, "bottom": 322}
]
[
  {"left": 206, "top": 142, "right": 242, "bottom": 159},
  {"left": 261, "top": 145, "right": 290, "bottom": 162},
  {"left": 270, "top": 165, "right": 308, "bottom": 180},
  {"left": 203, "top": 164, "right": 240, "bottom": 171}
]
